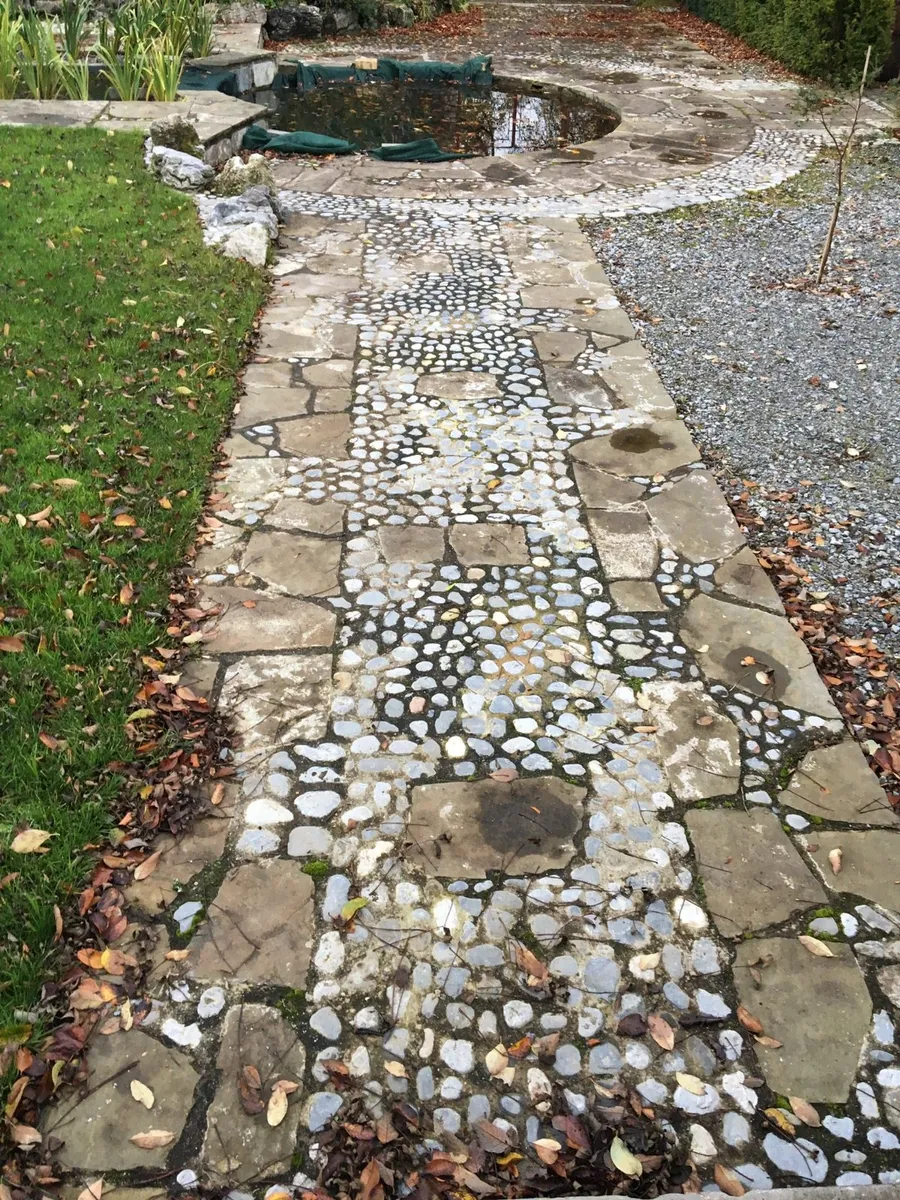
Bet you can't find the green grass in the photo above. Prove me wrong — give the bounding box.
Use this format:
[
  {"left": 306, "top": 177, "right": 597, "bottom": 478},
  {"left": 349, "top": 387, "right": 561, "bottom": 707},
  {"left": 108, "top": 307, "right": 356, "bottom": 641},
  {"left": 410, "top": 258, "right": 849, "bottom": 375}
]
[{"left": 0, "top": 126, "right": 266, "bottom": 1046}]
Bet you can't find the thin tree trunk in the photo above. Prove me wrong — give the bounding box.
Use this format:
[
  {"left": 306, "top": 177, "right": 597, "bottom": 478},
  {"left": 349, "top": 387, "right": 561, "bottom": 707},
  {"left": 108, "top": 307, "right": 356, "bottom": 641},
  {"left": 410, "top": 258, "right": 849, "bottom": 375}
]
[{"left": 816, "top": 44, "right": 872, "bottom": 285}]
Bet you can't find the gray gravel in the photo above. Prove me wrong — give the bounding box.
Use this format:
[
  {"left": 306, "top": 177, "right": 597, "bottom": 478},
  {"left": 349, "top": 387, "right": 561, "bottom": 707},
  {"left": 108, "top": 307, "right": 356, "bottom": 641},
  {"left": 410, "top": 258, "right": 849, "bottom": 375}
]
[{"left": 586, "top": 140, "right": 900, "bottom": 658}]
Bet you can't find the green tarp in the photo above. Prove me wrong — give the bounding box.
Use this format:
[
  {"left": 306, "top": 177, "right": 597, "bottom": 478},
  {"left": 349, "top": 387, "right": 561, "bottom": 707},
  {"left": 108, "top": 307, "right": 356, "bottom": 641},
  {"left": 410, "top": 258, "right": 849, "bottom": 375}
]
[
  {"left": 368, "top": 137, "right": 471, "bottom": 162},
  {"left": 242, "top": 124, "right": 358, "bottom": 155}
]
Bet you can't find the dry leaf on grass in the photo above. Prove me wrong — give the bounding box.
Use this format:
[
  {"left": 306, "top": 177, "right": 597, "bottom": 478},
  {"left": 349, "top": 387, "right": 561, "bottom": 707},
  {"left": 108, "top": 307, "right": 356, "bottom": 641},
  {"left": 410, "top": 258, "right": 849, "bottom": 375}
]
[
  {"left": 754, "top": 1035, "right": 783, "bottom": 1049},
  {"left": 10, "top": 828, "right": 52, "bottom": 854},
  {"left": 10, "top": 1123, "right": 41, "bottom": 1147},
  {"left": 77, "top": 1182, "right": 104, "bottom": 1200}
]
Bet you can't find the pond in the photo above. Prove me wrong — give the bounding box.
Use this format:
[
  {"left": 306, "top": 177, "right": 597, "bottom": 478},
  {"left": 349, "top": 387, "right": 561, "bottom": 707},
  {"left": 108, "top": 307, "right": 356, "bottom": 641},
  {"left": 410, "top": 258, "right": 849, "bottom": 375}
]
[{"left": 251, "top": 77, "right": 619, "bottom": 156}]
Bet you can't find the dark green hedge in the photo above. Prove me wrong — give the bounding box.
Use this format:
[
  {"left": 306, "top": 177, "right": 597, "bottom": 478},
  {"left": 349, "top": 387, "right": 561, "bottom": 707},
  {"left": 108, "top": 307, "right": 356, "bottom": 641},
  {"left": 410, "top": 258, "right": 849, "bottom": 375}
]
[{"left": 683, "top": 0, "right": 893, "bottom": 82}]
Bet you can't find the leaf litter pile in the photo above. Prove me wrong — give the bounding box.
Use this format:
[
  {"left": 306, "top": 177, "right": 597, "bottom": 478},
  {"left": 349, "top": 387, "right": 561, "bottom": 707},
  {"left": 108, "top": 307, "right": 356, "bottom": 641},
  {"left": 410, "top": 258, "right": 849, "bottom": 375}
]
[
  {"left": 311, "top": 1088, "right": 688, "bottom": 1200},
  {"left": 729, "top": 482, "right": 900, "bottom": 806}
]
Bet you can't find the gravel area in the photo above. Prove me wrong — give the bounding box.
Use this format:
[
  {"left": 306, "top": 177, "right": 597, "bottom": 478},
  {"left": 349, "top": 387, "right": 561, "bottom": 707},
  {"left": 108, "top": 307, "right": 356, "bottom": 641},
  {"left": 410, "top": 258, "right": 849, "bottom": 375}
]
[{"left": 587, "top": 139, "right": 900, "bottom": 658}]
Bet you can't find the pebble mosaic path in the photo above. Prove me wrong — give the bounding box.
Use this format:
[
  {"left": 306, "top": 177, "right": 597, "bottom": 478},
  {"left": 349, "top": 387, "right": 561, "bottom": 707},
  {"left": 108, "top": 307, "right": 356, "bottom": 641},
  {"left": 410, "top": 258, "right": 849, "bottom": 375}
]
[{"left": 45, "top": 14, "right": 900, "bottom": 1198}]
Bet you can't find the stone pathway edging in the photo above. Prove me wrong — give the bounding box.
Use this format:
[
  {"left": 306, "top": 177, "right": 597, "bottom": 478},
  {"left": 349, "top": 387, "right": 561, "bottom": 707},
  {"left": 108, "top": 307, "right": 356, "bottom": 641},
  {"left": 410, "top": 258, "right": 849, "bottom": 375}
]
[{"left": 49, "top": 173, "right": 900, "bottom": 1194}]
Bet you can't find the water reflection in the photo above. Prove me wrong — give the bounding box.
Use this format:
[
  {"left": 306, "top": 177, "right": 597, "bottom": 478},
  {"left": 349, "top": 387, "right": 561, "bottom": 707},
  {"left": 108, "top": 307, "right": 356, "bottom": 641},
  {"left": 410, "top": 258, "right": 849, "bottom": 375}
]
[{"left": 257, "top": 79, "right": 618, "bottom": 156}]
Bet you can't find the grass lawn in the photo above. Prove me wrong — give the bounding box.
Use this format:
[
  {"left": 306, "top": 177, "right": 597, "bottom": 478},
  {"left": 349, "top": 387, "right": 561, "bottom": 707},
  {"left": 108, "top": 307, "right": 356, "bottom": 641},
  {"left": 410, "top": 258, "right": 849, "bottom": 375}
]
[{"left": 0, "top": 126, "right": 266, "bottom": 1051}]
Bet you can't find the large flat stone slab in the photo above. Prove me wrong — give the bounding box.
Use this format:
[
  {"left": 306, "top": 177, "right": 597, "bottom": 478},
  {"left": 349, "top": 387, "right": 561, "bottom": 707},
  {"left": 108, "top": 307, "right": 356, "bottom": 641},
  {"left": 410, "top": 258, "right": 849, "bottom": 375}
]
[
  {"left": 714, "top": 546, "right": 783, "bottom": 613},
  {"left": 599, "top": 361, "right": 677, "bottom": 419},
  {"left": 646, "top": 471, "right": 744, "bottom": 563},
  {"left": 242, "top": 530, "right": 341, "bottom": 597},
  {"left": 128, "top": 804, "right": 232, "bottom": 914},
  {"left": 45, "top": 1030, "right": 198, "bottom": 1170},
  {"left": 449, "top": 522, "right": 530, "bottom": 567},
  {"left": 221, "top": 457, "right": 289, "bottom": 505},
  {"left": 267, "top": 497, "right": 345, "bottom": 536},
  {"left": 202, "top": 1003, "right": 306, "bottom": 1183},
  {"left": 545, "top": 365, "right": 614, "bottom": 412},
  {"left": 573, "top": 463, "right": 645, "bottom": 510},
  {"left": 609, "top": 580, "right": 666, "bottom": 612},
  {"left": 190, "top": 860, "right": 314, "bottom": 985},
  {"left": 805, "top": 831, "right": 900, "bottom": 913},
  {"left": 569, "top": 420, "right": 699, "bottom": 479},
  {"left": 680, "top": 593, "right": 837, "bottom": 718},
  {"left": 378, "top": 524, "right": 446, "bottom": 563},
  {"left": 415, "top": 371, "right": 500, "bottom": 401},
  {"left": 686, "top": 809, "right": 826, "bottom": 937},
  {"left": 277, "top": 413, "right": 351, "bottom": 459},
  {"left": 199, "top": 586, "right": 336, "bottom": 652},
  {"left": 219, "top": 653, "right": 332, "bottom": 750},
  {"left": 407, "top": 777, "right": 586, "bottom": 878},
  {"left": 733, "top": 938, "right": 871, "bottom": 1102},
  {"left": 587, "top": 509, "right": 658, "bottom": 580},
  {"left": 780, "top": 740, "right": 895, "bottom": 825},
  {"left": 641, "top": 681, "right": 740, "bottom": 800}
]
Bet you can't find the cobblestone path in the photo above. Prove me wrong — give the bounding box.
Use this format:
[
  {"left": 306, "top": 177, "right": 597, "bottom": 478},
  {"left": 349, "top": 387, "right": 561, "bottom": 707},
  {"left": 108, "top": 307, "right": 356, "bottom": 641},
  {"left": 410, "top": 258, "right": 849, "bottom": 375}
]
[{"left": 44, "top": 20, "right": 900, "bottom": 1195}]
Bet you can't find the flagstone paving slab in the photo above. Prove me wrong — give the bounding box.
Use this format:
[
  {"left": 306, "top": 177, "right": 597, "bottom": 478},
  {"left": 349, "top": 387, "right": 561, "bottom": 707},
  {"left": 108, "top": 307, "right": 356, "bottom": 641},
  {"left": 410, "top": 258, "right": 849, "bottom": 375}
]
[
  {"left": 586, "top": 509, "right": 659, "bottom": 579},
  {"left": 267, "top": 496, "right": 346, "bottom": 536},
  {"left": 237, "top": 384, "right": 311, "bottom": 425},
  {"left": 714, "top": 545, "right": 785, "bottom": 613},
  {"left": 779, "top": 741, "right": 897, "bottom": 826},
  {"left": 641, "top": 681, "right": 741, "bottom": 800},
  {"left": 646, "top": 470, "right": 744, "bottom": 563},
  {"left": 570, "top": 419, "right": 699, "bottom": 476},
  {"left": 218, "top": 652, "right": 332, "bottom": 750},
  {"left": 804, "top": 832, "right": 900, "bottom": 913},
  {"left": 686, "top": 809, "right": 826, "bottom": 936},
  {"left": 406, "top": 777, "right": 587, "bottom": 878},
  {"left": 681, "top": 592, "right": 838, "bottom": 718},
  {"left": 45, "top": 1030, "right": 199, "bottom": 1170},
  {"left": 733, "top": 939, "right": 872, "bottom": 1102},
  {"left": 189, "top": 860, "right": 315, "bottom": 985},
  {"left": 202, "top": 1003, "right": 306, "bottom": 1183},
  {"left": 198, "top": 586, "right": 336, "bottom": 652},
  {"left": 128, "top": 808, "right": 233, "bottom": 913},
  {"left": 447, "top": 522, "right": 530, "bottom": 567},
  {"left": 242, "top": 530, "right": 341, "bottom": 596}
]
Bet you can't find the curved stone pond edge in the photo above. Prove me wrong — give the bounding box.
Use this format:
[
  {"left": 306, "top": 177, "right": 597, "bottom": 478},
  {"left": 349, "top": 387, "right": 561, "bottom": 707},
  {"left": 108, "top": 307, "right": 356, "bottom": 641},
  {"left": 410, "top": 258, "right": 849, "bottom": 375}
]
[{"left": 0, "top": 46, "right": 893, "bottom": 190}]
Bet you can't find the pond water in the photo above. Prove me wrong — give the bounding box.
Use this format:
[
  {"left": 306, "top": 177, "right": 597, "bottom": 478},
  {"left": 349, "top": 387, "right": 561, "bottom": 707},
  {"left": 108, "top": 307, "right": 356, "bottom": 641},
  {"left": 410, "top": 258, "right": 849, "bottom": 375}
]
[{"left": 252, "top": 78, "right": 619, "bottom": 156}]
